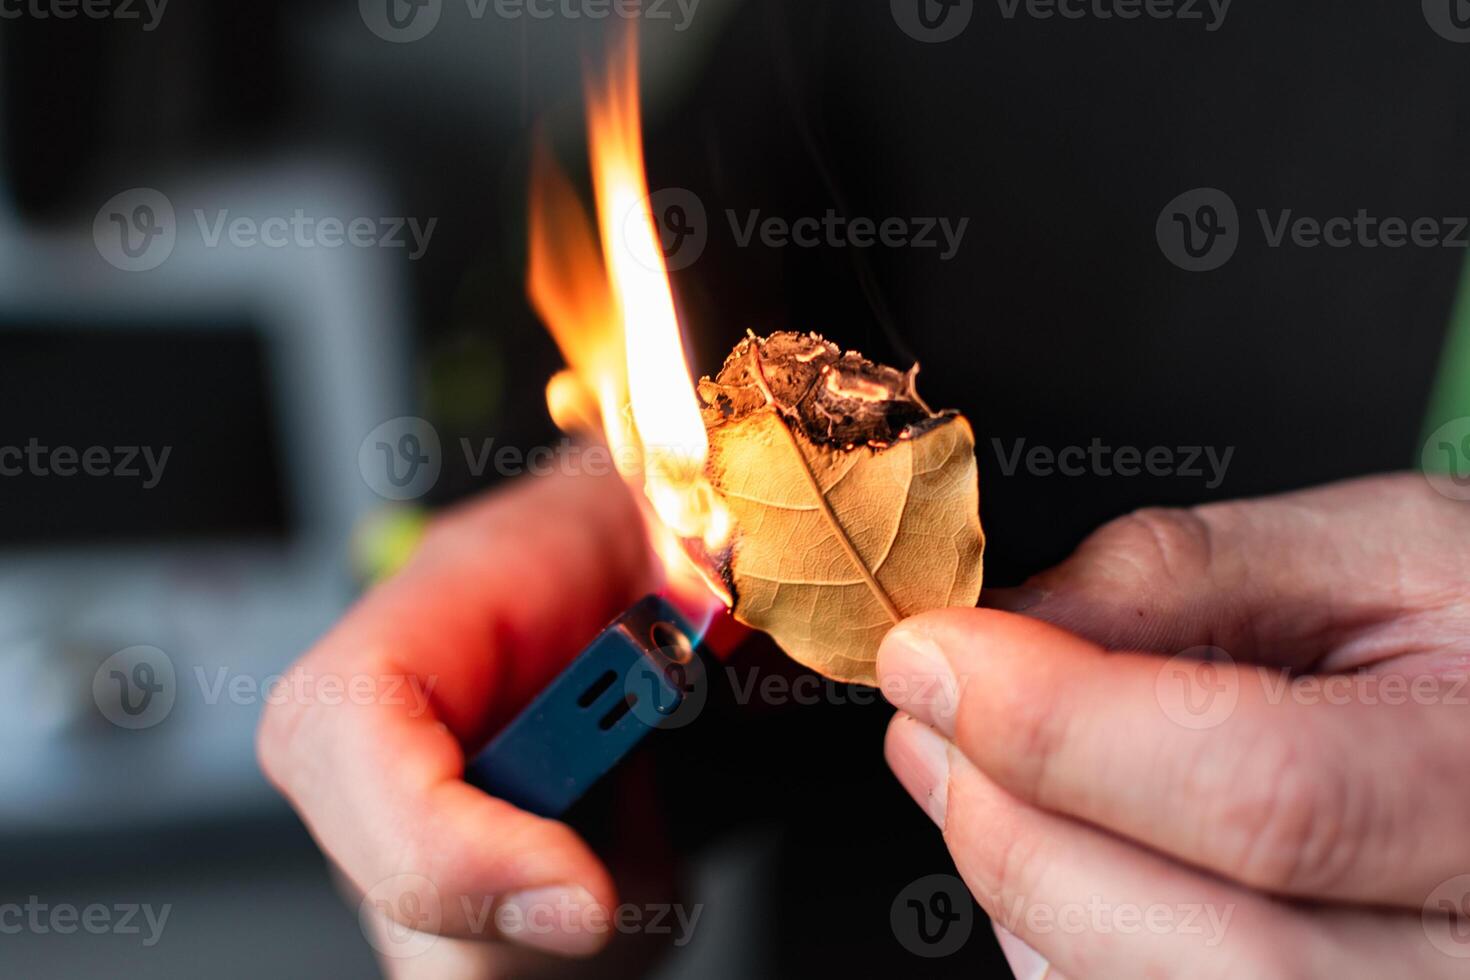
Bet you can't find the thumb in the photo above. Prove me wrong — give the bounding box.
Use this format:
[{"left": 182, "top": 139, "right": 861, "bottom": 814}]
[{"left": 985, "top": 473, "right": 1446, "bottom": 668}]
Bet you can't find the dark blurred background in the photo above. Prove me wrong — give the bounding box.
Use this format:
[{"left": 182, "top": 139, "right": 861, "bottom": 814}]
[{"left": 2, "top": 1, "right": 1468, "bottom": 977}]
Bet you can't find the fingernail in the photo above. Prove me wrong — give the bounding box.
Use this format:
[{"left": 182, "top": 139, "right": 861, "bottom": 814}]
[
  {"left": 495, "top": 885, "right": 607, "bottom": 957},
  {"left": 981, "top": 586, "right": 1048, "bottom": 614},
  {"left": 992, "top": 924, "right": 1052, "bottom": 980},
  {"left": 885, "top": 713, "right": 951, "bottom": 829},
  {"left": 878, "top": 625, "right": 959, "bottom": 734}
]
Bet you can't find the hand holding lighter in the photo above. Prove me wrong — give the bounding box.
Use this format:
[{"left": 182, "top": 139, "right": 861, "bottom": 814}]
[{"left": 464, "top": 595, "right": 710, "bottom": 818}]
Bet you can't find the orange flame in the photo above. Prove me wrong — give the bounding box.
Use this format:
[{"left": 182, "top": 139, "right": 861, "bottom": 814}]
[{"left": 528, "top": 33, "right": 731, "bottom": 609}]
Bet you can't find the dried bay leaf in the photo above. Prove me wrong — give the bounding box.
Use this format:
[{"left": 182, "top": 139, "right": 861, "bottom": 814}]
[{"left": 696, "top": 332, "right": 984, "bottom": 685}]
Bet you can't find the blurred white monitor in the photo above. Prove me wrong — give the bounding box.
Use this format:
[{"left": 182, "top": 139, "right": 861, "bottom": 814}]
[{"left": 0, "top": 165, "right": 415, "bottom": 832}]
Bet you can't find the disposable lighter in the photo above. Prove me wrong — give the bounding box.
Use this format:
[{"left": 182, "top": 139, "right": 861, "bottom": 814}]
[{"left": 464, "top": 595, "right": 708, "bottom": 818}]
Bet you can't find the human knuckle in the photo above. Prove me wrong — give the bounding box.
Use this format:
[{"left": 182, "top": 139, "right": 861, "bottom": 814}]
[
  {"left": 988, "top": 829, "right": 1046, "bottom": 909},
  {"left": 256, "top": 666, "right": 330, "bottom": 798},
  {"left": 255, "top": 695, "right": 306, "bottom": 790},
  {"left": 1222, "top": 735, "right": 1350, "bottom": 894},
  {"left": 1088, "top": 507, "right": 1216, "bottom": 587},
  {"left": 998, "top": 685, "right": 1071, "bottom": 801}
]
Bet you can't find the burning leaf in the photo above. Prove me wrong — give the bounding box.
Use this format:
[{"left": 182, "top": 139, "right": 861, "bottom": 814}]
[
  {"left": 696, "top": 332, "right": 984, "bottom": 685},
  {"left": 523, "top": 34, "right": 976, "bottom": 657}
]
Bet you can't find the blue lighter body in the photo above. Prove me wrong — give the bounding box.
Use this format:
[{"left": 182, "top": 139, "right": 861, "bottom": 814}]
[{"left": 464, "top": 595, "right": 705, "bottom": 818}]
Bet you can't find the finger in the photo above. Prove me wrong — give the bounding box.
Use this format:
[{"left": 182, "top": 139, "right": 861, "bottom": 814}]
[
  {"left": 887, "top": 713, "right": 1288, "bottom": 979},
  {"left": 344, "top": 865, "right": 549, "bottom": 976},
  {"left": 366, "top": 904, "right": 546, "bottom": 978},
  {"left": 989, "top": 473, "right": 1470, "bottom": 670},
  {"left": 992, "top": 924, "right": 1056, "bottom": 980},
  {"left": 879, "top": 608, "right": 1470, "bottom": 907},
  {"left": 886, "top": 715, "right": 1463, "bottom": 979},
  {"left": 259, "top": 470, "right": 655, "bottom": 952},
  {"left": 328, "top": 467, "right": 658, "bottom": 745}
]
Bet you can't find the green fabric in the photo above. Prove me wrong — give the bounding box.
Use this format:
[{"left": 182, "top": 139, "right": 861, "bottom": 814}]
[{"left": 1421, "top": 256, "right": 1470, "bottom": 468}]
